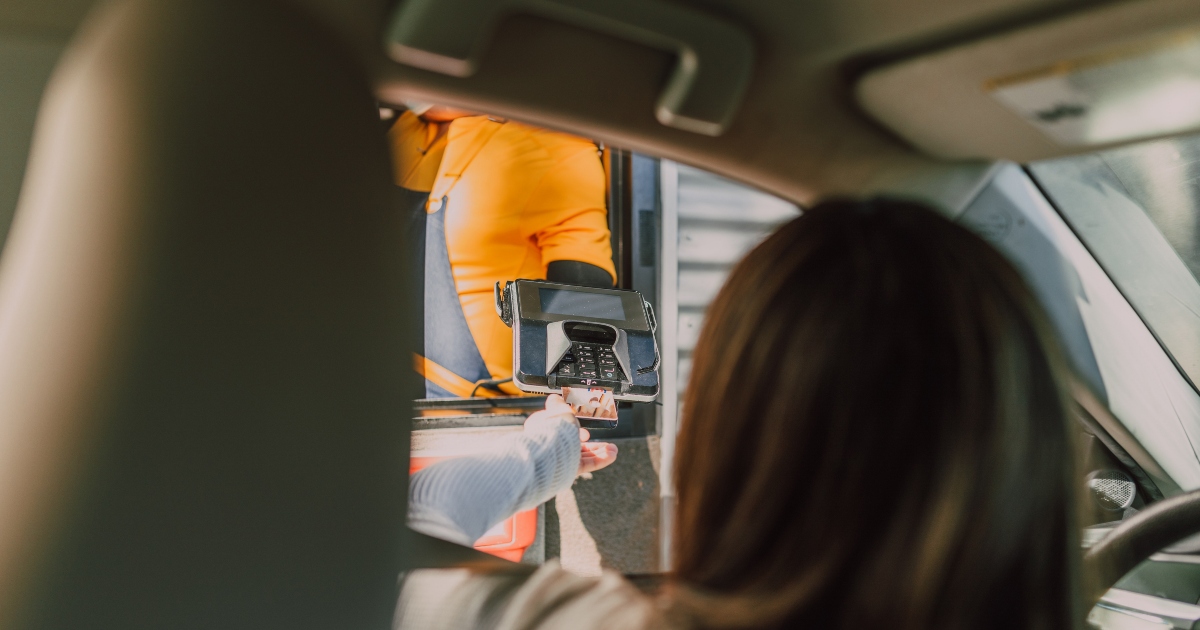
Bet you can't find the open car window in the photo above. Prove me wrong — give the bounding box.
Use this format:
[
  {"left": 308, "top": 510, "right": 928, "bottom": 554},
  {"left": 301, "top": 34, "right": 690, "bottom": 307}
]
[{"left": 396, "top": 106, "right": 801, "bottom": 573}]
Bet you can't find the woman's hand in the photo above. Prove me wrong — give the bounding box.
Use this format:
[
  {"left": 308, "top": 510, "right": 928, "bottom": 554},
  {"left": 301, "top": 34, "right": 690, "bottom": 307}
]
[
  {"left": 578, "top": 430, "right": 618, "bottom": 475},
  {"left": 538, "top": 394, "right": 619, "bottom": 475}
]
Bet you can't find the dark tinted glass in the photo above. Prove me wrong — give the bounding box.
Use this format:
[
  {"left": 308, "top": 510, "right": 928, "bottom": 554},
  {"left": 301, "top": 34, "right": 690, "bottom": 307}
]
[{"left": 539, "top": 288, "right": 628, "bottom": 320}]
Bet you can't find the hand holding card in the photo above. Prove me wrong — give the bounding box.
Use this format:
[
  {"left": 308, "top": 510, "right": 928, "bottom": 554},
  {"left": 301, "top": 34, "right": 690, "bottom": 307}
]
[
  {"left": 562, "top": 386, "right": 618, "bottom": 419},
  {"left": 530, "top": 393, "right": 619, "bottom": 475}
]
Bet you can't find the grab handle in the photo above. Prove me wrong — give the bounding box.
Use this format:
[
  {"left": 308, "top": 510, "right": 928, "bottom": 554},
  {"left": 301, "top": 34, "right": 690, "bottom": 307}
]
[{"left": 385, "top": 0, "right": 754, "bottom": 136}]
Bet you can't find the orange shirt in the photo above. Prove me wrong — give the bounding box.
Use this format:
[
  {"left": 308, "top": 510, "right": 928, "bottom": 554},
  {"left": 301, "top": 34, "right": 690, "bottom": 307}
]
[{"left": 390, "top": 112, "right": 615, "bottom": 386}]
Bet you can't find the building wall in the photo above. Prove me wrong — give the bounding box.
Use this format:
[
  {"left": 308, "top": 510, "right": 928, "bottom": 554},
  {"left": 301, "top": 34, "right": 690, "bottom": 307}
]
[{"left": 657, "top": 160, "right": 799, "bottom": 568}]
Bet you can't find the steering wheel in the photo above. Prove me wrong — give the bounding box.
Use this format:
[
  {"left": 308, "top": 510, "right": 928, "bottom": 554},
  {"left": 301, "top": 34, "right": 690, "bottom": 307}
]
[{"left": 1084, "top": 488, "right": 1200, "bottom": 604}]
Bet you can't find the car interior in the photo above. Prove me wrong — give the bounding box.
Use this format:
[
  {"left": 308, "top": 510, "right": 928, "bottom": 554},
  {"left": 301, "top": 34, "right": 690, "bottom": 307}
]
[{"left": 5, "top": 0, "right": 1200, "bottom": 628}]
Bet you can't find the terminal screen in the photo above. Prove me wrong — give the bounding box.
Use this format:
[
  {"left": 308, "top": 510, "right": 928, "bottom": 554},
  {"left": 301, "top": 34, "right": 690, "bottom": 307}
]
[{"left": 539, "top": 288, "right": 627, "bottom": 321}]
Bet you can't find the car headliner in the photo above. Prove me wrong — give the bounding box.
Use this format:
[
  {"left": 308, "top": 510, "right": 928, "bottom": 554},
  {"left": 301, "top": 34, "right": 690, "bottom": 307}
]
[{"left": 0, "top": 0, "right": 1119, "bottom": 207}]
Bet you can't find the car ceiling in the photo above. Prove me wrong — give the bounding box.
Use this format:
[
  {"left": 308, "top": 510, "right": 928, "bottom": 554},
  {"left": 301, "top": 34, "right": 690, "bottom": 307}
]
[{"left": 0, "top": 0, "right": 1121, "bottom": 208}]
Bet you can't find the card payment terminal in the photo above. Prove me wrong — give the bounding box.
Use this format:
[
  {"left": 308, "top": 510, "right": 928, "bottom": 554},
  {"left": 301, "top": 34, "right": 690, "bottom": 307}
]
[{"left": 494, "top": 280, "right": 660, "bottom": 405}]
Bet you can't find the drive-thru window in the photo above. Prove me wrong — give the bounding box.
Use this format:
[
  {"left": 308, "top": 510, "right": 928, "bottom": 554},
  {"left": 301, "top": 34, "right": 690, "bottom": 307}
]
[{"left": 393, "top": 106, "right": 799, "bottom": 573}]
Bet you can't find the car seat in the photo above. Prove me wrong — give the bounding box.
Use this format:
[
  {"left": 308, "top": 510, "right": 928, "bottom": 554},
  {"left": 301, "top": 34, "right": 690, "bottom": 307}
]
[{"left": 0, "top": 0, "right": 419, "bottom": 627}]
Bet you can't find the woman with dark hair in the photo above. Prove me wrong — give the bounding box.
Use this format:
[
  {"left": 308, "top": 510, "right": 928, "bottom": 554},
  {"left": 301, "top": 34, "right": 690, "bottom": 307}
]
[{"left": 399, "top": 198, "right": 1081, "bottom": 630}]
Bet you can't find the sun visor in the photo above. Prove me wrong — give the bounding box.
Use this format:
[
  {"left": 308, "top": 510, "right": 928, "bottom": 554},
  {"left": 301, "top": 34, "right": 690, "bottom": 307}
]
[{"left": 856, "top": 0, "right": 1200, "bottom": 162}]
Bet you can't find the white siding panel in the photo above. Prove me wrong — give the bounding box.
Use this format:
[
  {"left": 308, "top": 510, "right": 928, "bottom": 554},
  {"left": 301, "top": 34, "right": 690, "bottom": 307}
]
[
  {"left": 677, "top": 309, "right": 704, "bottom": 353},
  {"left": 678, "top": 225, "right": 770, "bottom": 265},
  {"left": 665, "top": 164, "right": 800, "bottom": 391},
  {"left": 677, "top": 268, "right": 729, "bottom": 308},
  {"left": 676, "top": 164, "right": 799, "bottom": 225},
  {"left": 677, "top": 357, "right": 693, "bottom": 396},
  {"left": 658, "top": 160, "right": 799, "bottom": 571}
]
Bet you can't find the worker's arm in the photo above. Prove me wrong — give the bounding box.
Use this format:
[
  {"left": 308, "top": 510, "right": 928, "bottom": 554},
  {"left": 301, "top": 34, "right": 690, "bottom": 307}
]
[
  {"left": 546, "top": 260, "right": 614, "bottom": 288},
  {"left": 524, "top": 146, "right": 617, "bottom": 287}
]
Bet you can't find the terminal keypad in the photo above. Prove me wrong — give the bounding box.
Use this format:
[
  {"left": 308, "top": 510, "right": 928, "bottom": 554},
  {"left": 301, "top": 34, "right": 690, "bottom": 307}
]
[{"left": 555, "top": 343, "right": 622, "bottom": 382}]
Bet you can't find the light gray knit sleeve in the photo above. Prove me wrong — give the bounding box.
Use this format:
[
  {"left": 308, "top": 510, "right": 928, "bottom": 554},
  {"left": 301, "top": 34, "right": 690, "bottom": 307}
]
[{"left": 408, "top": 411, "right": 581, "bottom": 545}]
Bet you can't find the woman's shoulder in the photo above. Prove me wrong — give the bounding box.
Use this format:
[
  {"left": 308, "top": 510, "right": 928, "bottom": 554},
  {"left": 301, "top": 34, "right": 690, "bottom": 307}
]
[{"left": 396, "top": 561, "right": 672, "bottom": 630}]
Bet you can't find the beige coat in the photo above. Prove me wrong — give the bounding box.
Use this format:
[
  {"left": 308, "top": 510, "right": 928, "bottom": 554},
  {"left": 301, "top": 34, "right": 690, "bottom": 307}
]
[{"left": 395, "top": 561, "right": 674, "bottom": 629}]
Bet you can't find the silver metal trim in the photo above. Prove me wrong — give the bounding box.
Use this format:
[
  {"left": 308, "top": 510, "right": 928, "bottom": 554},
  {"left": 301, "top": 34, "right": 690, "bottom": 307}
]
[
  {"left": 1095, "top": 589, "right": 1200, "bottom": 629},
  {"left": 613, "top": 328, "right": 634, "bottom": 382},
  {"left": 1089, "top": 602, "right": 1173, "bottom": 630},
  {"left": 658, "top": 159, "right": 680, "bottom": 572},
  {"left": 545, "top": 321, "right": 573, "bottom": 377},
  {"left": 1149, "top": 552, "right": 1200, "bottom": 565},
  {"left": 508, "top": 381, "right": 658, "bottom": 403}
]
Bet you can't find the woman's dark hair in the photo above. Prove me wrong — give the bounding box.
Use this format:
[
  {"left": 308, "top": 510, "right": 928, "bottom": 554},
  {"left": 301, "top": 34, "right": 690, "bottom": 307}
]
[{"left": 669, "top": 198, "right": 1079, "bottom": 630}]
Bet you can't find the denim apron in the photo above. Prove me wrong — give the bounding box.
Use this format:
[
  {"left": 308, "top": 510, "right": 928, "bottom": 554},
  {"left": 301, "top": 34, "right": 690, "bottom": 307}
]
[{"left": 409, "top": 119, "right": 506, "bottom": 398}]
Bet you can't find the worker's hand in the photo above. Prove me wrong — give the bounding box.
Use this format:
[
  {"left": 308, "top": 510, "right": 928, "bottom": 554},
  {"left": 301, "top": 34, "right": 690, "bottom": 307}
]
[{"left": 543, "top": 394, "right": 619, "bottom": 475}]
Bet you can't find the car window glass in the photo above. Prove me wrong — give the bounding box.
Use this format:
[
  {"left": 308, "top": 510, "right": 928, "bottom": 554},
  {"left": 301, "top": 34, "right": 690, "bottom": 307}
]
[{"left": 1029, "top": 135, "right": 1200, "bottom": 391}]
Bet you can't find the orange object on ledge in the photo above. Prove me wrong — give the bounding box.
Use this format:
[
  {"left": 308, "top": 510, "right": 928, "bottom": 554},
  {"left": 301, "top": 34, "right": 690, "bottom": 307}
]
[{"left": 410, "top": 455, "right": 538, "bottom": 561}]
